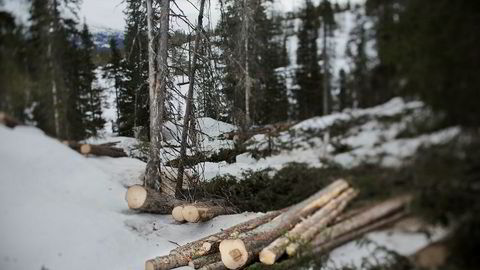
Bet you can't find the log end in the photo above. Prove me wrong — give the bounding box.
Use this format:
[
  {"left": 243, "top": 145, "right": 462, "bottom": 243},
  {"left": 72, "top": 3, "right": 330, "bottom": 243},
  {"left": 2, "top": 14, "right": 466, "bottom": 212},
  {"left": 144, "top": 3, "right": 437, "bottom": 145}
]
[
  {"left": 126, "top": 185, "right": 147, "bottom": 209},
  {"left": 80, "top": 144, "right": 92, "bottom": 155},
  {"left": 219, "top": 239, "right": 248, "bottom": 269},
  {"left": 259, "top": 249, "right": 277, "bottom": 265},
  {"left": 172, "top": 206, "right": 185, "bottom": 222},
  {"left": 285, "top": 243, "right": 300, "bottom": 256},
  {"left": 183, "top": 205, "right": 200, "bottom": 223},
  {"left": 145, "top": 260, "right": 155, "bottom": 270},
  {"left": 202, "top": 242, "right": 212, "bottom": 252}
]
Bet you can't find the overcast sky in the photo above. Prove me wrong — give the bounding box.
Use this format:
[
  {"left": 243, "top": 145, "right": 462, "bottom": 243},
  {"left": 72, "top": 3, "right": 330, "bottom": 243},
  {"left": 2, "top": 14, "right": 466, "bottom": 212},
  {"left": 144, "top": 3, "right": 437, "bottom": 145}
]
[{"left": 2, "top": 0, "right": 360, "bottom": 31}]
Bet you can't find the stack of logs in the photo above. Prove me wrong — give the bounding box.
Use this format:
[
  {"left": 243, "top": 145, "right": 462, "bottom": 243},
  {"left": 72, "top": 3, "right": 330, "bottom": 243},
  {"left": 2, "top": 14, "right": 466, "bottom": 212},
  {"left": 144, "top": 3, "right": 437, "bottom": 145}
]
[{"left": 144, "top": 179, "right": 412, "bottom": 270}]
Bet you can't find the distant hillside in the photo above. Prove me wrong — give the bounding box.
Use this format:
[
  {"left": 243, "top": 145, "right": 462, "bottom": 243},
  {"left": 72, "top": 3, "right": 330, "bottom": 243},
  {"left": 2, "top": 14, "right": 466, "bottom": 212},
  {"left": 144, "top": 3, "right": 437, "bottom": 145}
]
[{"left": 90, "top": 25, "right": 124, "bottom": 51}]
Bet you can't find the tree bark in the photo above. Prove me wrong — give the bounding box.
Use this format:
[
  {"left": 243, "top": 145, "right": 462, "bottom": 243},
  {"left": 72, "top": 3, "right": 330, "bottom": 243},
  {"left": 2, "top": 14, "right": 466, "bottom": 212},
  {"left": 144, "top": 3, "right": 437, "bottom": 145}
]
[
  {"left": 198, "top": 261, "right": 227, "bottom": 270},
  {"left": 176, "top": 0, "right": 206, "bottom": 198},
  {"left": 218, "top": 179, "right": 349, "bottom": 269},
  {"left": 126, "top": 185, "right": 182, "bottom": 214},
  {"left": 145, "top": 0, "right": 170, "bottom": 190},
  {"left": 79, "top": 144, "right": 127, "bottom": 157},
  {"left": 145, "top": 210, "right": 285, "bottom": 270},
  {"left": 243, "top": 0, "right": 251, "bottom": 128},
  {"left": 311, "top": 195, "right": 412, "bottom": 248},
  {"left": 182, "top": 202, "right": 236, "bottom": 223},
  {"left": 285, "top": 189, "right": 357, "bottom": 256},
  {"left": 0, "top": 112, "right": 22, "bottom": 128},
  {"left": 259, "top": 188, "right": 357, "bottom": 264},
  {"left": 189, "top": 253, "right": 221, "bottom": 269}
]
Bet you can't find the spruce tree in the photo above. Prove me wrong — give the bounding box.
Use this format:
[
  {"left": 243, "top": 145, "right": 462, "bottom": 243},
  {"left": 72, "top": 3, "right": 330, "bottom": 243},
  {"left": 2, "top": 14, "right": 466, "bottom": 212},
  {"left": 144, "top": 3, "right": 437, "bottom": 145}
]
[
  {"left": 103, "top": 37, "right": 124, "bottom": 132},
  {"left": 78, "top": 23, "right": 105, "bottom": 138},
  {"left": 121, "top": 0, "right": 149, "bottom": 137},
  {"left": 294, "top": 0, "right": 323, "bottom": 120}
]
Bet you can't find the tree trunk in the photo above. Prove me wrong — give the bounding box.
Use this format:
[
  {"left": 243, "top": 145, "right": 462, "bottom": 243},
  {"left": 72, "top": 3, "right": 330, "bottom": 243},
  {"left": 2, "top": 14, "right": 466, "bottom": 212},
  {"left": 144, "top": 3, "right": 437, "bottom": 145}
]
[
  {"left": 322, "top": 18, "right": 330, "bottom": 115},
  {"left": 176, "top": 0, "right": 206, "bottom": 198},
  {"left": 144, "top": 0, "right": 170, "bottom": 190},
  {"left": 145, "top": 210, "right": 285, "bottom": 270},
  {"left": 285, "top": 189, "right": 357, "bottom": 256},
  {"left": 79, "top": 144, "right": 127, "bottom": 157},
  {"left": 198, "top": 261, "right": 227, "bottom": 270},
  {"left": 311, "top": 195, "right": 412, "bottom": 248},
  {"left": 189, "top": 253, "right": 221, "bottom": 269},
  {"left": 0, "top": 112, "right": 21, "bottom": 128},
  {"left": 259, "top": 188, "right": 357, "bottom": 264},
  {"left": 218, "top": 179, "right": 349, "bottom": 269},
  {"left": 126, "top": 185, "right": 182, "bottom": 214},
  {"left": 243, "top": 0, "right": 251, "bottom": 128},
  {"left": 182, "top": 202, "right": 236, "bottom": 223}
]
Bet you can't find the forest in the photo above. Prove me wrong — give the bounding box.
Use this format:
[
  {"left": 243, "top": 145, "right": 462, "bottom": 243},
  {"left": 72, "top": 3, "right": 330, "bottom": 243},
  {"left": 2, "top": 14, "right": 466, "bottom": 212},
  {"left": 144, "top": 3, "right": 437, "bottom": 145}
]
[{"left": 0, "top": 0, "right": 479, "bottom": 270}]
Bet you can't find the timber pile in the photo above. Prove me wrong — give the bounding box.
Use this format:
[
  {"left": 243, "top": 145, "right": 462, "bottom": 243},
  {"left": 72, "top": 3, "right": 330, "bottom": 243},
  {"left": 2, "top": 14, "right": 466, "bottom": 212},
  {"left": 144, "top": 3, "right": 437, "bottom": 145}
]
[
  {"left": 144, "top": 180, "right": 412, "bottom": 270},
  {"left": 0, "top": 112, "right": 22, "bottom": 128},
  {"left": 64, "top": 140, "right": 127, "bottom": 158}
]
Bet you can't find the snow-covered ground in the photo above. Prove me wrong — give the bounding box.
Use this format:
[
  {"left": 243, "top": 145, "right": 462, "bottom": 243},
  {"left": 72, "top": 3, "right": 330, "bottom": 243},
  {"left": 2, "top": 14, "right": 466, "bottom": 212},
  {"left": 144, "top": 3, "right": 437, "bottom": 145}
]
[{"left": 0, "top": 97, "right": 453, "bottom": 270}]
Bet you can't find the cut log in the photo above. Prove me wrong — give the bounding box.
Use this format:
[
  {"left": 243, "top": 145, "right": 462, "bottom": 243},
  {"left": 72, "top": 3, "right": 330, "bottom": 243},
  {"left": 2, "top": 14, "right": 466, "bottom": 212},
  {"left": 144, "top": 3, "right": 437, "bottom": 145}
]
[
  {"left": 198, "top": 261, "right": 227, "bottom": 270},
  {"left": 146, "top": 210, "right": 285, "bottom": 270},
  {"left": 259, "top": 188, "right": 357, "bottom": 264},
  {"left": 285, "top": 189, "right": 357, "bottom": 256},
  {"left": 126, "top": 185, "right": 183, "bottom": 214},
  {"left": 270, "top": 211, "right": 406, "bottom": 270},
  {"left": 80, "top": 144, "right": 127, "bottom": 158},
  {"left": 219, "top": 241, "right": 264, "bottom": 270},
  {"left": 188, "top": 253, "right": 221, "bottom": 269},
  {"left": 312, "top": 211, "right": 406, "bottom": 254},
  {"left": 182, "top": 202, "right": 236, "bottom": 223},
  {"left": 311, "top": 195, "right": 412, "bottom": 248},
  {"left": 0, "top": 112, "right": 22, "bottom": 128},
  {"left": 172, "top": 206, "right": 185, "bottom": 222},
  {"left": 219, "top": 179, "right": 349, "bottom": 269}
]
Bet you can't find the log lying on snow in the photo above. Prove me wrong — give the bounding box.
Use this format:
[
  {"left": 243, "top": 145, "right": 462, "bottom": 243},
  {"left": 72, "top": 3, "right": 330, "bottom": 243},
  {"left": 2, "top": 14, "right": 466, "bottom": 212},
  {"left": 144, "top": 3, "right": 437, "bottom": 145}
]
[
  {"left": 182, "top": 202, "right": 236, "bottom": 223},
  {"left": 80, "top": 143, "right": 127, "bottom": 157},
  {"left": 259, "top": 188, "right": 357, "bottom": 265},
  {"left": 145, "top": 209, "right": 285, "bottom": 270},
  {"left": 0, "top": 112, "right": 22, "bottom": 128},
  {"left": 126, "top": 185, "right": 183, "bottom": 214},
  {"left": 218, "top": 179, "right": 349, "bottom": 269}
]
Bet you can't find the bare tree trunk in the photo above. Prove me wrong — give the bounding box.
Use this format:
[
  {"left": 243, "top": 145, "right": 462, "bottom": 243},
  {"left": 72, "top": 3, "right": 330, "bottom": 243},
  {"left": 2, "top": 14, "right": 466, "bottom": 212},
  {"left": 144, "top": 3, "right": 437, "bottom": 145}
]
[
  {"left": 243, "top": 0, "right": 251, "bottom": 128},
  {"left": 145, "top": 0, "right": 170, "bottom": 190},
  {"left": 322, "top": 20, "right": 330, "bottom": 116},
  {"left": 48, "top": 0, "right": 60, "bottom": 137},
  {"left": 176, "top": 0, "right": 206, "bottom": 198}
]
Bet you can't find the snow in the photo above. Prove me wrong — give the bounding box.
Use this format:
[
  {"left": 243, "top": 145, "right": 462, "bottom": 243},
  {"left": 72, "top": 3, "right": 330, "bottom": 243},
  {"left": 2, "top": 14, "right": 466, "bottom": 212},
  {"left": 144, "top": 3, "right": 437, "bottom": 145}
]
[
  {"left": 198, "top": 98, "right": 460, "bottom": 180},
  {"left": 0, "top": 125, "right": 257, "bottom": 270}
]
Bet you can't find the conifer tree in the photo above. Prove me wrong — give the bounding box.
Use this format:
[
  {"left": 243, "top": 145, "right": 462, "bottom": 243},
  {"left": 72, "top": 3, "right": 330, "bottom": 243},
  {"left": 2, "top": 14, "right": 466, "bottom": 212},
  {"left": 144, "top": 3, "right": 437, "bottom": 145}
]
[
  {"left": 103, "top": 37, "right": 124, "bottom": 133},
  {"left": 294, "top": 0, "right": 323, "bottom": 120},
  {"left": 78, "top": 23, "right": 105, "bottom": 137}
]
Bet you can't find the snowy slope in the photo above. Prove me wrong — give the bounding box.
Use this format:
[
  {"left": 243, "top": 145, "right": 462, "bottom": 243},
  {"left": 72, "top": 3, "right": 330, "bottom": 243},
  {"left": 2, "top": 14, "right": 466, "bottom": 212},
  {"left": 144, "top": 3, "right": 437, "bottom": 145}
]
[{"left": 0, "top": 125, "right": 257, "bottom": 270}]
